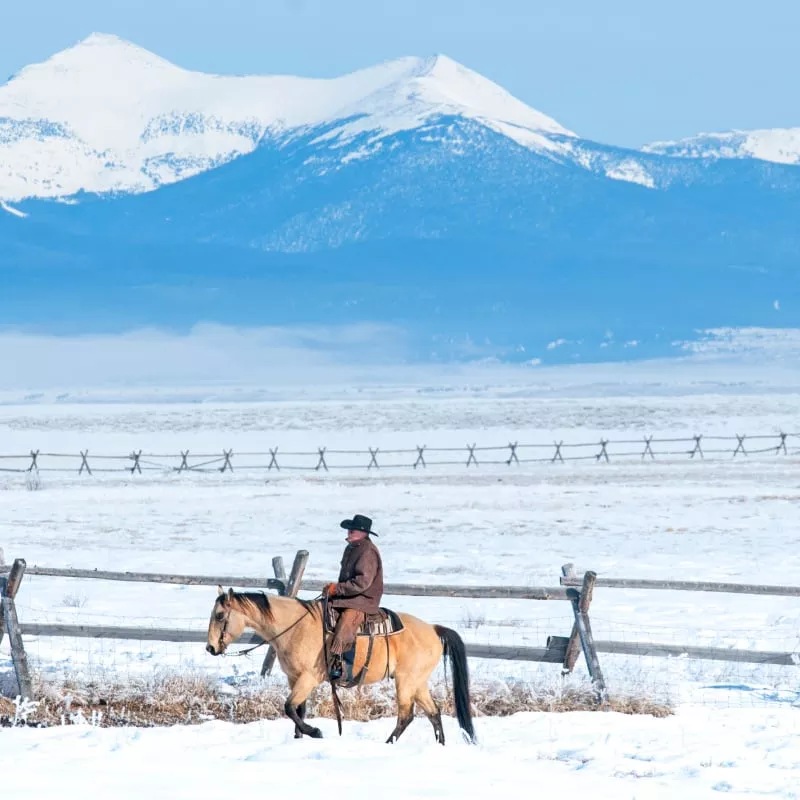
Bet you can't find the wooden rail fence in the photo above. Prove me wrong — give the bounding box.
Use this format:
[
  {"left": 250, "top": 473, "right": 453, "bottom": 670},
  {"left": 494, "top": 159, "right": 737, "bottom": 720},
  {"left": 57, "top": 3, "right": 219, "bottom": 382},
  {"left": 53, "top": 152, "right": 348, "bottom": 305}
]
[
  {"left": 1, "top": 430, "right": 797, "bottom": 476},
  {"left": 3, "top": 551, "right": 800, "bottom": 706}
]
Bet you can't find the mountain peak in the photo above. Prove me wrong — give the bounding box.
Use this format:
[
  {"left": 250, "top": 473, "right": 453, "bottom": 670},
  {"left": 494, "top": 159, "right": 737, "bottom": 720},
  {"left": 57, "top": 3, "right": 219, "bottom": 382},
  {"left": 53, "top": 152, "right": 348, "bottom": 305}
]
[
  {"left": 338, "top": 52, "right": 575, "bottom": 142},
  {"left": 0, "top": 37, "right": 576, "bottom": 201},
  {"left": 644, "top": 126, "right": 800, "bottom": 165},
  {"left": 31, "top": 32, "right": 178, "bottom": 76}
]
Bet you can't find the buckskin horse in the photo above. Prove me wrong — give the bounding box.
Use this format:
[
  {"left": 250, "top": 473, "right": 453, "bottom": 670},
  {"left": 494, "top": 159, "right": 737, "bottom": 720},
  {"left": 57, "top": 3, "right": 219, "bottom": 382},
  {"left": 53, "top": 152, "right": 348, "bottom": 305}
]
[{"left": 206, "top": 587, "right": 475, "bottom": 745}]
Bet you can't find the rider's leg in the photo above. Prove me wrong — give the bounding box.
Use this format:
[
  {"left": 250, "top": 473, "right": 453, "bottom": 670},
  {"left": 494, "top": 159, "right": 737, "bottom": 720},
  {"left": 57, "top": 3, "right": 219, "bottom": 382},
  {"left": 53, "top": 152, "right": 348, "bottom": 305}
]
[{"left": 328, "top": 608, "right": 365, "bottom": 679}]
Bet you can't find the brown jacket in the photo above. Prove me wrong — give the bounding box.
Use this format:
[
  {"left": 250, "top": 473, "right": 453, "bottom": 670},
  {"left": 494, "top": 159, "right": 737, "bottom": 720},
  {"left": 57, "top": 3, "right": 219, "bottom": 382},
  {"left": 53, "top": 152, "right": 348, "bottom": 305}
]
[{"left": 331, "top": 537, "right": 383, "bottom": 615}]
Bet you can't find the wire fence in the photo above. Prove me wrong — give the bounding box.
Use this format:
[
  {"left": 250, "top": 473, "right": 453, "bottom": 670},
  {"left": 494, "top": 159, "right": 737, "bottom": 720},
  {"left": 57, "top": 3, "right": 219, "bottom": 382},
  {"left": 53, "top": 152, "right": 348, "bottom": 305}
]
[
  {"left": 7, "top": 577, "right": 799, "bottom": 712},
  {"left": 0, "top": 431, "right": 798, "bottom": 475}
]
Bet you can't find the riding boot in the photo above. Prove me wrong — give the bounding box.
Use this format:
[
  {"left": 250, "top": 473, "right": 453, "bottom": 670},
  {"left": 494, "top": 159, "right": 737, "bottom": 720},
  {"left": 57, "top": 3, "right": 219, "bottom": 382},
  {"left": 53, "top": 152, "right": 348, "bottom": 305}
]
[{"left": 328, "top": 653, "right": 343, "bottom": 681}]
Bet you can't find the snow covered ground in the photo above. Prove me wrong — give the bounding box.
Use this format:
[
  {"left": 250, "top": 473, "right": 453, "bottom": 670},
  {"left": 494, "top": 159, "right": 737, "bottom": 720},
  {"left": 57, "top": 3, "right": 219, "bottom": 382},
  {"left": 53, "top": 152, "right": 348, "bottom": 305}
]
[
  {"left": 1, "top": 389, "right": 799, "bottom": 796},
  {"left": 3, "top": 708, "right": 800, "bottom": 799}
]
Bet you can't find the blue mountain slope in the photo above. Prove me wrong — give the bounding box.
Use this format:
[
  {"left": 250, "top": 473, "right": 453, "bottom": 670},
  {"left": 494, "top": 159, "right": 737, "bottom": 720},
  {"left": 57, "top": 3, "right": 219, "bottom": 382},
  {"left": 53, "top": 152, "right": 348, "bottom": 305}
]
[{"left": 2, "top": 117, "right": 799, "bottom": 362}]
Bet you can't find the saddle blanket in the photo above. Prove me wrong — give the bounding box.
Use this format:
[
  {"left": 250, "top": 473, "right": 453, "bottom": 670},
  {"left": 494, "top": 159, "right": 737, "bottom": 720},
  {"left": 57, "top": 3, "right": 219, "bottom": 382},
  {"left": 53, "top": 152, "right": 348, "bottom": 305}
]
[{"left": 324, "top": 605, "right": 405, "bottom": 637}]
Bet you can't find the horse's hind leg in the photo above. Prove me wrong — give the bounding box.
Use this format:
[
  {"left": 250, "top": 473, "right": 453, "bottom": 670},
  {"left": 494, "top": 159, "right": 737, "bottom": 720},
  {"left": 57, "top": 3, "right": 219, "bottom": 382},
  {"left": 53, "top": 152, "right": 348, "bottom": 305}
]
[
  {"left": 415, "top": 685, "right": 445, "bottom": 746},
  {"left": 385, "top": 682, "right": 415, "bottom": 744},
  {"left": 286, "top": 674, "right": 322, "bottom": 739}
]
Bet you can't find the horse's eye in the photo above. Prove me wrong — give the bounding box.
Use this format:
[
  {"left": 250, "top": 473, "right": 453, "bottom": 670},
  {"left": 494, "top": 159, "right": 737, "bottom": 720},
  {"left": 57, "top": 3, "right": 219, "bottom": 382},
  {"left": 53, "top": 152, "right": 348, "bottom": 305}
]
[{"left": 215, "top": 612, "right": 225, "bottom": 622}]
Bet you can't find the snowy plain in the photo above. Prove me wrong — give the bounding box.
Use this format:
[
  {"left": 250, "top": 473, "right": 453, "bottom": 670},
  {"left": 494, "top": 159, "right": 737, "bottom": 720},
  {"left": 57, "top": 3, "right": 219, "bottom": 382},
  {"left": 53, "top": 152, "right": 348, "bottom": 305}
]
[
  {"left": 1, "top": 386, "right": 800, "bottom": 797},
  {"left": 3, "top": 708, "right": 800, "bottom": 800}
]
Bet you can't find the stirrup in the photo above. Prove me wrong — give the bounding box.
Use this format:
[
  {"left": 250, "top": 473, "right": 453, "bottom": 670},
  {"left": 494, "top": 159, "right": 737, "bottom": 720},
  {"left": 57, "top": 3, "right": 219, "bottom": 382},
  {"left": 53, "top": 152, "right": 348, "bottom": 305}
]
[{"left": 328, "top": 655, "right": 343, "bottom": 681}]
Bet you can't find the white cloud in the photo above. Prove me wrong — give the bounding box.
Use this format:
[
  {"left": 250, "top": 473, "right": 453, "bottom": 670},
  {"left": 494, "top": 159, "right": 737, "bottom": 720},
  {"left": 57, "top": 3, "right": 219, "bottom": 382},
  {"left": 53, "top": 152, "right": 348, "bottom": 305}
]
[
  {"left": 2, "top": 324, "right": 800, "bottom": 405},
  {"left": 0, "top": 322, "right": 409, "bottom": 391}
]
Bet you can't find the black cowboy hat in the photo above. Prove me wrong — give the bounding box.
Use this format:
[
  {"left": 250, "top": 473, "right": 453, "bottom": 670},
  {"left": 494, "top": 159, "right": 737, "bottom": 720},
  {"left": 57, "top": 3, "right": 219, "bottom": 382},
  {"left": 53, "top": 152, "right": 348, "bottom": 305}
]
[{"left": 339, "top": 513, "right": 378, "bottom": 536}]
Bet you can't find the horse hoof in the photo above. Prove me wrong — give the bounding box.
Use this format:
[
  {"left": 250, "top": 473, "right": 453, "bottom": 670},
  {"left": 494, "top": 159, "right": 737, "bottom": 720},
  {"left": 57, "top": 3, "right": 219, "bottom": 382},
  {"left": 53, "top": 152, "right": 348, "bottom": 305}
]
[{"left": 309, "top": 727, "right": 323, "bottom": 739}]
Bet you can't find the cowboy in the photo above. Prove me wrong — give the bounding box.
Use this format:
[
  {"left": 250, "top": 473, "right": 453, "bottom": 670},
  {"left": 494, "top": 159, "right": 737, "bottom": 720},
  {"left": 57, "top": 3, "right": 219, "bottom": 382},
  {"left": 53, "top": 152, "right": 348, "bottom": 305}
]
[{"left": 323, "top": 513, "right": 384, "bottom": 681}]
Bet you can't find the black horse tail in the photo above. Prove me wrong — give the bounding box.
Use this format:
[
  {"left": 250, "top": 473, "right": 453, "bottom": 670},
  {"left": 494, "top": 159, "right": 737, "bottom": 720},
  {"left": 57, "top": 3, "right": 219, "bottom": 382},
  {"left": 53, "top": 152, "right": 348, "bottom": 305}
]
[{"left": 434, "top": 625, "right": 476, "bottom": 744}]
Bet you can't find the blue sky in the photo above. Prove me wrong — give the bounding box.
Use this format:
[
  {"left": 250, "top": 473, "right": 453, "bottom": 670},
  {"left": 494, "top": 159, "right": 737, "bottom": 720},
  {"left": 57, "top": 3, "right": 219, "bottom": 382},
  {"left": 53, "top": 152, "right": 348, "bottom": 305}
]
[{"left": 2, "top": 0, "right": 799, "bottom": 147}]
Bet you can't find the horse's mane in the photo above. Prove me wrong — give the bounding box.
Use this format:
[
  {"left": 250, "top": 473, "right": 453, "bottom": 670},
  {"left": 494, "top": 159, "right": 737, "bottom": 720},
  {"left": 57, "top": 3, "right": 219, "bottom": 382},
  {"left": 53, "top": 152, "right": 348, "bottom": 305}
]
[{"left": 230, "top": 591, "right": 319, "bottom": 621}]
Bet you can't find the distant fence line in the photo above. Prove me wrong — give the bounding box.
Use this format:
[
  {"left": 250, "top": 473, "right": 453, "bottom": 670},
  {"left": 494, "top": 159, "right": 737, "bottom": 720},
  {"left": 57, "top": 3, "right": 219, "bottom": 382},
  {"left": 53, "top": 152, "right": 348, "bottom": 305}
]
[{"left": 0, "top": 431, "right": 798, "bottom": 475}]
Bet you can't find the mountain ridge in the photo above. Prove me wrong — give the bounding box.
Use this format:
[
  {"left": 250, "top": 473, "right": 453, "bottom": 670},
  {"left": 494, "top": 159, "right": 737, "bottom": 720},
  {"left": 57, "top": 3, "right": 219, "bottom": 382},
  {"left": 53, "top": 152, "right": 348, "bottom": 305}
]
[
  {"left": 1, "top": 34, "right": 799, "bottom": 365},
  {"left": 4, "top": 33, "right": 800, "bottom": 203},
  {"left": 0, "top": 33, "right": 576, "bottom": 201}
]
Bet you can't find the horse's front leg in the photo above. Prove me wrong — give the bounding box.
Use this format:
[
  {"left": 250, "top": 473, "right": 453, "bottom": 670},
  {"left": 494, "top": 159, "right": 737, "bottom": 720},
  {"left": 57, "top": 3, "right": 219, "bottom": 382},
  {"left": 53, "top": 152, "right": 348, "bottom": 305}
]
[
  {"left": 285, "top": 673, "right": 322, "bottom": 739},
  {"left": 293, "top": 701, "right": 307, "bottom": 739}
]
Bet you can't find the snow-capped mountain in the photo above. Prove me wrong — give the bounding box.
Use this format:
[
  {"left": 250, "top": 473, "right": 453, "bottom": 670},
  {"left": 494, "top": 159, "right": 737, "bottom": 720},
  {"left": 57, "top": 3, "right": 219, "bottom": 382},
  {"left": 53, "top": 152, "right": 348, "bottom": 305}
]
[
  {"left": 2, "top": 34, "right": 799, "bottom": 365},
  {"left": 0, "top": 33, "right": 578, "bottom": 201},
  {"left": 644, "top": 128, "right": 800, "bottom": 166}
]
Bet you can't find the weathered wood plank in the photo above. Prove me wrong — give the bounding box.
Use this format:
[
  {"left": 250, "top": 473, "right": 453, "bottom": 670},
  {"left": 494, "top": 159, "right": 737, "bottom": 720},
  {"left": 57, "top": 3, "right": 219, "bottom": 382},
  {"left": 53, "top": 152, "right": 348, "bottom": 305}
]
[
  {"left": 0, "top": 578, "right": 5, "bottom": 647},
  {"left": 560, "top": 574, "right": 800, "bottom": 597},
  {"left": 13, "top": 623, "right": 563, "bottom": 662},
  {"left": 286, "top": 551, "right": 309, "bottom": 597},
  {"left": 0, "top": 559, "right": 27, "bottom": 650},
  {"left": 594, "top": 640, "right": 799, "bottom": 665},
  {"left": 261, "top": 551, "right": 307, "bottom": 677},
  {"left": 0, "top": 563, "right": 564, "bottom": 599},
  {"left": 561, "top": 563, "right": 582, "bottom": 674},
  {"left": 271, "top": 557, "right": 287, "bottom": 586},
  {"left": 5, "top": 558, "right": 26, "bottom": 598},
  {"left": 568, "top": 574, "right": 608, "bottom": 703},
  {"left": 300, "top": 580, "right": 568, "bottom": 600},
  {"left": 465, "top": 644, "right": 561, "bottom": 662},
  {"left": 17, "top": 623, "right": 258, "bottom": 644},
  {"left": 544, "top": 635, "right": 570, "bottom": 664},
  {"left": 14, "top": 622, "right": 800, "bottom": 666},
  {"left": 3, "top": 593, "right": 33, "bottom": 699},
  {"left": 0, "top": 565, "right": 283, "bottom": 591}
]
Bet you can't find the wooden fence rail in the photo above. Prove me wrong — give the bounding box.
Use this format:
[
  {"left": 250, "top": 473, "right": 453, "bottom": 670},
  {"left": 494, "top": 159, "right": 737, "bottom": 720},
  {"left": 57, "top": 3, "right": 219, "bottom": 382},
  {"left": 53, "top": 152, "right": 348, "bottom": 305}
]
[
  {"left": 0, "top": 565, "right": 286, "bottom": 591},
  {"left": 13, "top": 623, "right": 796, "bottom": 667},
  {"left": 560, "top": 565, "right": 800, "bottom": 597},
  {"left": 0, "top": 563, "right": 568, "bottom": 600}
]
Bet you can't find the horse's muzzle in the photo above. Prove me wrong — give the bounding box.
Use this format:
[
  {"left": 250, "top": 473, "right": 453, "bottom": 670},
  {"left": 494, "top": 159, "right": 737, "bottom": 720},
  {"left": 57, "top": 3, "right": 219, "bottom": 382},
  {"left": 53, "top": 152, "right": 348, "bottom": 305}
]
[{"left": 206, "top": 644, "right": 218, "bottom": 656}]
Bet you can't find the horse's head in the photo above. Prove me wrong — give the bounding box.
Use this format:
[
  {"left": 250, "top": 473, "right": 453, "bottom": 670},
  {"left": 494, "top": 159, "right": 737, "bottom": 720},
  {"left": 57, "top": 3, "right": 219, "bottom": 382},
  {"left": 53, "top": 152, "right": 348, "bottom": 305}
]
[{"left": 206, "top": 586, "right": 247, "bottom": 656}]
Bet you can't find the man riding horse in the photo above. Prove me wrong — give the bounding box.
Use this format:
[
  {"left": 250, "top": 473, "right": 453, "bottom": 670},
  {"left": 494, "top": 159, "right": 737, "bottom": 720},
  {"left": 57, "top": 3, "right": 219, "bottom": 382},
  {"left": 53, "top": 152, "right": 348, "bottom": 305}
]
[
  {"left": 206, "top": 510, "right": 476, "bottom": 743},
  {"left": 323, "top": 513, "right": 383, "bottom": 681}
]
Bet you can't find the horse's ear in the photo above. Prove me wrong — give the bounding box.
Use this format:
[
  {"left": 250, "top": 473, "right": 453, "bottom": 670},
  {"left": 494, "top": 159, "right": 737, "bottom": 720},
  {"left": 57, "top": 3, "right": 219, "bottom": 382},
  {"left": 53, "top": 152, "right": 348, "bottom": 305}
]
[
  {"left": 228, "top": 587, "right": 235, "bottom": 601},
  {"left": 217, "top": 585, "right": 224, "bottom": 597}
]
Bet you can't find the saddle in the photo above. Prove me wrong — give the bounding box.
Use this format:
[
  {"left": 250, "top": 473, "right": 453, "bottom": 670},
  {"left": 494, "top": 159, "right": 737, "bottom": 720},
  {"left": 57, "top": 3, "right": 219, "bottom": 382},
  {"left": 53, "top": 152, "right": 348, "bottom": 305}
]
[
  {"left": 323, "top": 604, "right": 405, "bottom": 688},
  {"left": 323, "top": 604, "right": 405, "bottom": 638}
]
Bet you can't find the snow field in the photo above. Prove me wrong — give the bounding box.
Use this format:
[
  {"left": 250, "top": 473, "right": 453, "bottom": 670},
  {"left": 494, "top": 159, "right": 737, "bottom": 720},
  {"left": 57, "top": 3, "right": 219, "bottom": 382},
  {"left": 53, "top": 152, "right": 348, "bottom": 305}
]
[
  {"left": 1, "top": 391, "right": 799, "bottom": 796},
  {"left": 2, "top": 707, "right": 800, "bottom": 799}
]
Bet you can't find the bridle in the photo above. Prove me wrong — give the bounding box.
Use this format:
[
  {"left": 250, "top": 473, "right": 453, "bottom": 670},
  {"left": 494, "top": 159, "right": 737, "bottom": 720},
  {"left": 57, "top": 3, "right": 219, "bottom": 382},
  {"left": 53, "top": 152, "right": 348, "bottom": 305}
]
[{"left": 214, "top": 593, "right": 320, "bottom": 658}]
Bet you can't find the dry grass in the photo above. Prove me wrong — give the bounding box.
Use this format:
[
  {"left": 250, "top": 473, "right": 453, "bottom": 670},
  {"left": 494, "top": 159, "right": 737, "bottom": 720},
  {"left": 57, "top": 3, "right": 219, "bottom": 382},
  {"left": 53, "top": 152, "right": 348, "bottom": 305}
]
[{"left": 0, "top": 670, "right": 672, "bottom": 728}]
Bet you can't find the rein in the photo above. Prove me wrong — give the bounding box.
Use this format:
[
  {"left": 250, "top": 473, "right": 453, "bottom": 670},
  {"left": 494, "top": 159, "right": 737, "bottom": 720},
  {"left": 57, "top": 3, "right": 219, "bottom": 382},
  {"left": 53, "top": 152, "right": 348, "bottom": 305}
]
[
  {"left": 322, "top": 594, "right": 345, "bottom": 736},
  {"left": 220, "top": 594, "right": 320, "bottom": 658}
]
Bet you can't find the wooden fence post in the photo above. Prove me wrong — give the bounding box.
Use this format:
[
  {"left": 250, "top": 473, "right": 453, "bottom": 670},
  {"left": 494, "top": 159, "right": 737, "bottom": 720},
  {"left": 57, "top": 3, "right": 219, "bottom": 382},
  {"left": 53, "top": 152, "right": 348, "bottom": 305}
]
[
  {"left": 0, "top": 554, "right": 23, "bottom": 648},
  {"left": 271, "top": 556, "right": 287, "bottom": 587},
  {"left": 260, "top": 550, "right": 309, "bottom": 677},
  {"left": 566, "top": 570, "right": 607, "bottom": 704},
  {"left": 560, "top": 563, "right": 582, "bottom": 675},
  {"left": 1, "top": 558, "right": 33, "bottom": 700}
]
